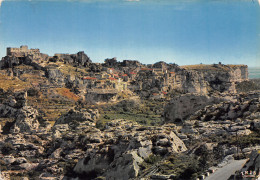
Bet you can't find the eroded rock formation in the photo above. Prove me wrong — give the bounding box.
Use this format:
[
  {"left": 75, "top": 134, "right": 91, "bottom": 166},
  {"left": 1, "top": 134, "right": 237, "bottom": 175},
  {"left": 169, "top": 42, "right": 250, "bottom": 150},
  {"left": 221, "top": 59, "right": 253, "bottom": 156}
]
[{"left": 72, "top": 120, "right": 187, "bottom": 179}]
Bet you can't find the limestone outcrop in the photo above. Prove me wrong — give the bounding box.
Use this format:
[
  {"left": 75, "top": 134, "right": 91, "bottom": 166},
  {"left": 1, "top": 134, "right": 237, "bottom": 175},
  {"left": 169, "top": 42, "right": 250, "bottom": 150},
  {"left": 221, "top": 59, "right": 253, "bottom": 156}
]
[
  {"left": 53, "top": 51, "right": 92, "bottom": 67},
  {"left": 11, "top": 105, "right": 40, "bottom": 133},
  {"left": 1, "top": 117, "right": 185, "bottom": 179},
  {"left": 55, "top": 108, "right": 99, "bottom": 127},
  {"left": 0, "top": 92, "right": 40, "bottom": 133},
  {"left": 45, "top": 67, "right": 65, "bottom": 85},
  {"left": 174, "top": 93, "right": 260, "bottom": 139},
  {"left": 130, "top": 64, "right": 248, "bottom": 98}
]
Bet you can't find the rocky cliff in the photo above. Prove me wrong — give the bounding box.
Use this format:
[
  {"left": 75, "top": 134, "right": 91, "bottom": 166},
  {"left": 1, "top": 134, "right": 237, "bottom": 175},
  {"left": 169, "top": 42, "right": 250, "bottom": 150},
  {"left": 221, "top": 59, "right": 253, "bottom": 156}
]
[
  {"left": 132, "top": 63, "right": 248, "bottom": 98},
  {"left": 182, "top": 64, "right": 248, "bottom": 93},
  {"left": 0, "top": 93, "right": 187, "bottom": 179}
]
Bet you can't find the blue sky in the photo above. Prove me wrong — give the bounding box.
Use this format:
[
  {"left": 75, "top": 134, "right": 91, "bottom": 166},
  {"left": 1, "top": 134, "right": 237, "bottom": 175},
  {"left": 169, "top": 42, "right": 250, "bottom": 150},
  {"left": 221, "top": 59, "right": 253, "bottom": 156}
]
[{"left": 0, "top": 0, "right": 259, "bottom": 67}]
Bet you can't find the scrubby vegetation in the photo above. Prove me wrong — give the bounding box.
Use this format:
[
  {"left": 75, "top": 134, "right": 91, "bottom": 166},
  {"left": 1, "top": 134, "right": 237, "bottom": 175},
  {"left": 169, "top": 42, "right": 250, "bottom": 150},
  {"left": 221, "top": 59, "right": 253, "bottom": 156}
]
[
  {"left": 236, "top": 79, "right": 260, "bottom": 93},
  {"left": 220, "top": 129, "right": 260, "bottom": 151},
  {"left": 95, "top": 99, "right": 166, "bottom": 129},
  {"left": 139, "top": 153, "right": 213, "bottom": 180}
]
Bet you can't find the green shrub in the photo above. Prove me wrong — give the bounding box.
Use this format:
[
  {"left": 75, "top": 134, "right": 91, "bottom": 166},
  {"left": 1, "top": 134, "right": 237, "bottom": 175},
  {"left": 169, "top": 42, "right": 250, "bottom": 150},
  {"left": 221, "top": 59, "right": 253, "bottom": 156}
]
[
  {"left": 104, "top": 115, "right": 110, "bottom": 119},
  {"left": 145, "top": 154, "right": 161, "bottom": 164},
  {"left": 236, "top": 80, "right": 260, "bottom": 93}
]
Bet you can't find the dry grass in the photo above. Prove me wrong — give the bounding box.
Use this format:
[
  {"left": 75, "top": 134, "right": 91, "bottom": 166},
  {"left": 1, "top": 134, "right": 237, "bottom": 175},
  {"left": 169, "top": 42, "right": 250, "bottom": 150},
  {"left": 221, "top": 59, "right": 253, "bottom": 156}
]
[
  {"left": 20, "top": 73, "right": 47, "bottom": 84},
  {"left": 0, "top": 66, "right": 48, "bottom": 92},
  {"left": 13, "top": 64, "right": 34, "bottom": 70},
  {"left": 48, "top": 62, "right": 88, "bottom": 77},
  {"left": 27, "top": 95, "right": 74, "bottom": 121},
  {"left": 48, "top": 120, "right": 56, "bottom": 127},
  {"left": 0, "top": 65, "right": 78, "bottom": 122},
  {"left": 56, "top": 87, "right": 79, "bottom": 101},
  {"left": 181, "top": 64, "right": 223, "bottom": 70},
  {"left": 0, "top": 74, "right": 31, "bottom": 91},
  {"left": 226, "top": 64, "right": 247, "bottom": 68}
]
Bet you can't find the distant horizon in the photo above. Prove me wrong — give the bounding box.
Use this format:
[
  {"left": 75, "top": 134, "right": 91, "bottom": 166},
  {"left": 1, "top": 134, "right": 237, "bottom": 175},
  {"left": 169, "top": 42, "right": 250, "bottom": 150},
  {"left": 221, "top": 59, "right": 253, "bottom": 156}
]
[{"left": 0, "top": 0, "right": 259, "bottom": 67}]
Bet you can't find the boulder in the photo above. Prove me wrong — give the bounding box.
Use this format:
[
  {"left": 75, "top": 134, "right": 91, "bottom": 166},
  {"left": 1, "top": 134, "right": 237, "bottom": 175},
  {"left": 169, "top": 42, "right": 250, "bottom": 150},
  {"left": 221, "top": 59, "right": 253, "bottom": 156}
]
[
  {"left": 11, "top": 106, "right": 39, "bottom": 133},
  {"left": 50, "top": 148, "right": 62, "bottom": 159},
  {"left": 55, "top": 109, "right": 99, "bottom": 127},
  {"left": 19, "top": 163, "right": 38, "bottom": 171},
  {"left": 105, "top": 151, "right": 143, "bottom": 180}
]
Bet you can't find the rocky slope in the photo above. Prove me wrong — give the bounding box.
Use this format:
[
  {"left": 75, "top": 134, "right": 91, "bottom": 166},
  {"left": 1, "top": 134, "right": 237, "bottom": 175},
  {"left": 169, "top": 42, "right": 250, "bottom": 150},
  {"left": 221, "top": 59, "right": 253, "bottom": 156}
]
[
  {"left": 0, "top": 91, "right": 187, "bottom": 179},
  {"left": 72, "top": 120, "right": 186, "bottom": 179},
  {"left": 1, "top": 88, "right": 259, "bottom": 179},
  {"left": 1, "top": 46, "right": 259, "bottom": 180}
]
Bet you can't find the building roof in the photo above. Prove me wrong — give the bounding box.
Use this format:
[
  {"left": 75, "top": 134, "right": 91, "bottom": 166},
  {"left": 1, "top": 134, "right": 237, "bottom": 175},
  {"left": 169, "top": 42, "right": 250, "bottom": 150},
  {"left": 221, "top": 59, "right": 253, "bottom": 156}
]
[{"left": 109, "top": 77, "right": 117, "bottom": 81}]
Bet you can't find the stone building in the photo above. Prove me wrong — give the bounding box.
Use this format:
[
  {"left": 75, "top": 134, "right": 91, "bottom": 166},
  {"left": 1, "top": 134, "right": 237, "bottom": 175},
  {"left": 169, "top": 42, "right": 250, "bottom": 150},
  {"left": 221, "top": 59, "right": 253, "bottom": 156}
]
[{"left": 6, "top": 45, "right": 40, "bottom": 57}]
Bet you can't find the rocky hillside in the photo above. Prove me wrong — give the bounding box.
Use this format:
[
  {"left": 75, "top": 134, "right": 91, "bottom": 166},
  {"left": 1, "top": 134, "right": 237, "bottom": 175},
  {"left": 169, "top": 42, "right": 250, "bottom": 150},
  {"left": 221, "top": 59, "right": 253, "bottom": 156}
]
[
  {"left": 0, "top": 92, "right": 187, "bottom": 179},
  {"left": 0, "top": 46, "right": 259, "bottom": 180},
  {"left": 0, "top": 47, "right": 248, "bottom": 103}
]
